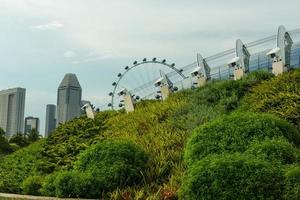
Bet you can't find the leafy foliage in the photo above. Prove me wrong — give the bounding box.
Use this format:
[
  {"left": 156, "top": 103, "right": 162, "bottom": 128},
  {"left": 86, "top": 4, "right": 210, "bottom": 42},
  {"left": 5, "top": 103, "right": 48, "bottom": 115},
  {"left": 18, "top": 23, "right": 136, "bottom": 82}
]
[
  {"left": 48, "top": 171, "right": 93, "bottom": 198},
  {"left": 240, "top": 69, "right": 300, "bottom": 128},
  {"left": 0, "top": 128, "right": 14, "bottom": 157},
  {"left": 9, "top": 133, "right": 29, "bottom": 148},
  {"left": 39, "top": 140, "right": 149, "bottom": 198},
  {"left": 185, "top": 112, "right": 300, "bottom": 166},
  {"left": 171, "top": 70, "right": 272, "bottom": 132},
  {"left": 75, "top": 139, "right": 149, "bottom": 189},
  {"left": 0, "top": 128, "right": 43, "bottom": 159},
  {"left": 21, "top": 176, "right": 43, "bottom": 196},
  {"left": 245, "top": 138, "right": 300, "bottom": 164},
  {"left": 0, "top": 70, "right": 295, "bottom": 199},
  {"left": 284, "top": 165, "right": 300, "bottom": 200},
  {"left": 26, "top": 129, "right": 41, "bottom": 143},
  {"left": 39, "top": 173, "right": 57, "bottom": 197},
  {"left": 180, "top": 153, "right": 284, "bottom": 200},
  {"left": 40, "top": 111, "right": 116, "bottom": 172},
  {"left": 0, "top": 141, "right": 44, "bottom": 193}
]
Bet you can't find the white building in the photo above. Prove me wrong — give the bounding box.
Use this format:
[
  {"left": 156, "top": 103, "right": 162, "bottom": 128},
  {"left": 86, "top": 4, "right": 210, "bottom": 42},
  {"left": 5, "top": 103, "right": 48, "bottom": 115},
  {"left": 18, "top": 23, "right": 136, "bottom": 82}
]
[{"left": 0, "top": 88, "right": 26, "bottom": 137}]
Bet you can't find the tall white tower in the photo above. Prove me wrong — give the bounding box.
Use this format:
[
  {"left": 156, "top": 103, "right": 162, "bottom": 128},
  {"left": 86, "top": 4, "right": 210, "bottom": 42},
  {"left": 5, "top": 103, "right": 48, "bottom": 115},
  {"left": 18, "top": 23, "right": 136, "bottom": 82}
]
[{"left": 0, "top": 87, "right": 26, "bottom": 137}]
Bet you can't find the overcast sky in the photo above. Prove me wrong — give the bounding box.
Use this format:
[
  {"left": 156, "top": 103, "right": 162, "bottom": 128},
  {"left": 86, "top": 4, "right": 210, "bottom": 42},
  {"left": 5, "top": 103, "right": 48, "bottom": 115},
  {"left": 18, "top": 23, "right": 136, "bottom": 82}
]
[{"left": 0, "top": 0, "right": 300, "bottom": 135}]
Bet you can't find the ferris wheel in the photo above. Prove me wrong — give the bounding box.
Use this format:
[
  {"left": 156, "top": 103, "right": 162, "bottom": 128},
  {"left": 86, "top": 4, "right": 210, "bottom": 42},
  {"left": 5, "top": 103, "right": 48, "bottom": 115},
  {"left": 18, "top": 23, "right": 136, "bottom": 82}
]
[{"left": 108, "top": 58, "right": 187, "bottom": 110}]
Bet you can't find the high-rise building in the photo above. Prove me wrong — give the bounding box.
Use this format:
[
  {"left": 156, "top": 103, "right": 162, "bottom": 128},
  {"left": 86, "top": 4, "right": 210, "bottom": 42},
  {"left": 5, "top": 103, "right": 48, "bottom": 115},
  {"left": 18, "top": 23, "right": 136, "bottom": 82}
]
[
  {"left": 0, "top": 88, "right": 26, "bottom": 137},
  {"left": 57, "top": 73, "right": 82, "bottom": 125},
  {"left": 45, "top": 104, "right": 56, "bottom": 137},
  {"left": 24, "top": 116, "right": 39, "bottom": 133}
]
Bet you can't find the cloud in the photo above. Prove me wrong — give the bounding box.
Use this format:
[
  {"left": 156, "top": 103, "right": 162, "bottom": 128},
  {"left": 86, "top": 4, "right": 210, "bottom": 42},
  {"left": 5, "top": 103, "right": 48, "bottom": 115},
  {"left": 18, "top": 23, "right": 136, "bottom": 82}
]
[
  {"left": 72, "top": 51, "right": 113, "bottom": 64},
  {"left": 2, "top": 0, "right": 300, "bottom": 135},
  {"left": 63, "top": 50, "right": 77, "bottom": 58},
  {"left": 33, "top": 21, "right": 64, "bottom": 30}
]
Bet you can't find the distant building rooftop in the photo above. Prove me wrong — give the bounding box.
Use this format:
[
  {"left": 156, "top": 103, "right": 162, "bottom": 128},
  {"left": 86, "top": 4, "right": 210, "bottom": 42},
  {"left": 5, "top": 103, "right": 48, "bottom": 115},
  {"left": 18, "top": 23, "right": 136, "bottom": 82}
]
[{"left": 58, "top": 73, "right": 81, "bottom": 88}]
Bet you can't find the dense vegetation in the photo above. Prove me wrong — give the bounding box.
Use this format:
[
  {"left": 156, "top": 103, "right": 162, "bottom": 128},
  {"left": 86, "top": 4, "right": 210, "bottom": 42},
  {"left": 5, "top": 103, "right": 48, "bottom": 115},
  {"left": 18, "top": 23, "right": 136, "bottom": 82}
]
[
  {"left": 184, "top": 112, "right": 300, "bottom": 166},
  {"left": 180, "top": 153, "right": 285, "bottom": 200},
  {"left": 0, "top": 69, "right": 300, "bottom": 199},
  {"left": 181, "top": 111, "right": 300, "bottom": 199},
  {"left": 0, "top": 128, "right": 41, "bottom": 158},
  {"left": 240, "top": 69, "right": 300, "bottom": 128}
]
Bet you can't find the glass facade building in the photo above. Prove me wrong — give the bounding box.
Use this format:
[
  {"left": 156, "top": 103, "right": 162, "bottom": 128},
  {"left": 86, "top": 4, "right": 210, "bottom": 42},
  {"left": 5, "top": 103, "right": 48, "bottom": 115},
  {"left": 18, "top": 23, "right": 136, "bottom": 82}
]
[{"left": 45, "top": 104, "right": 56, "bottom": 137}]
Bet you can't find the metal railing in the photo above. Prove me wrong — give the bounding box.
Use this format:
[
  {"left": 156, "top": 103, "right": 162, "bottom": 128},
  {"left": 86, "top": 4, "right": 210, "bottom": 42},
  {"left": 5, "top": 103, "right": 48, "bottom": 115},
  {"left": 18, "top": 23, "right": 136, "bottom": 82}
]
[{"left": 99, "top": 29, "right": 300, "bottom": 110}]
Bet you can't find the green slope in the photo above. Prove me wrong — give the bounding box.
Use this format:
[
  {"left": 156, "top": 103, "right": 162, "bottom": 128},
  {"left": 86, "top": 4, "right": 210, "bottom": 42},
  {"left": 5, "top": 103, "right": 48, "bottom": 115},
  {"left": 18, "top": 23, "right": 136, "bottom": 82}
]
[{"left": 1, "top": 69, "right": 300, "bottom": 199}]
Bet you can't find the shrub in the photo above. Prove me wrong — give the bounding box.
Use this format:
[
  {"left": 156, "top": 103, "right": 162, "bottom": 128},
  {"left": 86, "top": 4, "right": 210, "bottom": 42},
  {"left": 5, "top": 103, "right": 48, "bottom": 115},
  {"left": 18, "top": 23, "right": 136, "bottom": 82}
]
[
  {"left": 40, "top": 140, "right": 149, "bottom": 198},
  {"left": 40, "top": 171, "right": 99, "bottom": 198},
  {"left": 284, "top": 165, "right": 300, "bottom": 200},
  {"left": 245, "top": 138, "right": 300, "bottom": 164},
  {"left": 171, "top": 70, "right": 272, "bottom": 132},
  {"left": 0, "top": 141, "right": 44, "bottom": 193},
  {"left": 240, "top": 69, "right": 300, "bottom": 128},
  {"left": 185, "top": 112, "right": 300, "bottom": 166},
  {"left": 180, "top": 153, "right": 284, "bottom": 200},
  {"left": 21, "top": 176, "right": 43, "bottom": 196},
  {"left": 41, "top": 111, "right": 116, "bottom": 170},
  {"left": 40, "top": 173, "right": 57, "bottom": 197},
  {"left": 54, "top": 171, "right": 94, "bottom": 198},
  {"left": 75, "top": 139, "right": 149, "bottom": 191}
]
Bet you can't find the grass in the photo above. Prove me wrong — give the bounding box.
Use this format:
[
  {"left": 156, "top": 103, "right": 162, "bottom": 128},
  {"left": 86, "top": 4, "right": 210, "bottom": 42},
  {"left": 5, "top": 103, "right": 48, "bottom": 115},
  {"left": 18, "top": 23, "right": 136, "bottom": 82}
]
[{"left": 1, "top": 69, "right": 299, "bottom": 199}]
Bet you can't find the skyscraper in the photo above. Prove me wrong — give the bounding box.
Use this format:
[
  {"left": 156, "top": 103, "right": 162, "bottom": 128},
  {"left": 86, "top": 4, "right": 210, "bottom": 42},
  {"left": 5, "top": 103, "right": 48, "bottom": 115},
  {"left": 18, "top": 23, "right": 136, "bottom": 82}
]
[
  {"left": 0, "top": 88, "right": 26, "bottom": 137},
  {"left": 57, "top": 73, "right": 82, "bottom": 125},
  {"left": 45, "top": 104, "right": 56, "bottom": 137},
  {"left": 24, "top": 116, "right": 39, "bottom": 133}
]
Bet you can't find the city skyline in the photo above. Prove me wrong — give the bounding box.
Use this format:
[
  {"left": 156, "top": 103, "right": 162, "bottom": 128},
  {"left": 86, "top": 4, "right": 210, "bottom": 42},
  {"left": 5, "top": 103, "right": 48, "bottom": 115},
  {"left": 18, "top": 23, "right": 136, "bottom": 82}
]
[{"left": 1, "top": 0, "right": 300, "bottom": 134}]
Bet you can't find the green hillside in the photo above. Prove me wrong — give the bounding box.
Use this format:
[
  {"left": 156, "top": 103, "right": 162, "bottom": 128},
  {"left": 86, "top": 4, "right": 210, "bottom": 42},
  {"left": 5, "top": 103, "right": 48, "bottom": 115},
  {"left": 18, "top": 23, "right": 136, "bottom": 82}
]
[{"left": 1, "top": 69, "right": 300, "bottom": 199}]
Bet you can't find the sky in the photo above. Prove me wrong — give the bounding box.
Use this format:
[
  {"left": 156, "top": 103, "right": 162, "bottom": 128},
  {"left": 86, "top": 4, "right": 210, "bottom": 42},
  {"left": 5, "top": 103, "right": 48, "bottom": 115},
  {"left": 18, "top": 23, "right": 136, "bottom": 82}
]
[{"left": 0, "top": 0, "right": 300, "bottom": 135}]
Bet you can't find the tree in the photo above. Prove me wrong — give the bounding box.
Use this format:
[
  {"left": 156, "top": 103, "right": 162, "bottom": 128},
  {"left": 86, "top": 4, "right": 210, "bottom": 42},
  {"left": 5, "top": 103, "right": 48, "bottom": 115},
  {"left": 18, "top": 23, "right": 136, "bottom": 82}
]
[
  {"left": 0, "top": 127, "right": 13, "bottom": 154},
  {"left": 0, "top": 127, "right": 5, "bottom": 137},
  {"left": 9, "top": 133, "right": 28, "bottom": 147},
  {"left": 26, "top": 129, "right": 41, "bottom": 143}
]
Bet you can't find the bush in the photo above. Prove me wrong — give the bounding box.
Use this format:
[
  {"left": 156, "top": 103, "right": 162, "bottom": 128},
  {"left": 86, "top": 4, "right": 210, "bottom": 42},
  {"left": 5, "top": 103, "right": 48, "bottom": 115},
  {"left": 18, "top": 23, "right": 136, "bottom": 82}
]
[
  {"left": 284, "top": 165, "right": 300, "bottom": 200},
  {"left": 40, "top": 173, "right": 57, "bottom": 197},
  {"left": 21, "top": 176, "right": 43, "bottom": 196},
  {"left": 41, "top": 171, "right": 99, "bottom": 198},
  {"left": 40, "top": 139, "right": 149, "bottom": 198},
  {"left": 185, "top": 112, "right": 300, "bottom": 166},
  {"left": 54, "top": 171, "right": 95, "bottom": 198},
  {"left": 245, "top": 138, "right": 300, "bottom": 164},
  {"left": 180, "top": 153, "right": 284, "bottom": 200},
  {"left": 240, "top": 69, "right": 300, "bottom": 128},
  {"left": 0, "top": 141, "right": 44, "bottom": 194},
  {"left": 75, "top": 139, "right": 149, "bottom": 191}
]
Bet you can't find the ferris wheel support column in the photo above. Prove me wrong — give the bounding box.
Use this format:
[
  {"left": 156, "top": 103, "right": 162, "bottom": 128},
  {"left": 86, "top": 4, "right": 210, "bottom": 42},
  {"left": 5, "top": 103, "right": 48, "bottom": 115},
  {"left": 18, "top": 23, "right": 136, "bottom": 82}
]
[
  {"left": 191, "top": 53, "right": 211, "bottom": 87},
  {"left": 160, "top": 85, "right": 172, "bottom": 100},
  {"left": 119, "top": 89, "right": 135, "bottom": 112},
  {"left": 154, "top": 71, "right": 174, "bottom": 101},
  {"left": 228, "top": 39, "right": 250, "bottom": 80},
  {"left": 267, "top": 25, "right": 293, "bottom": 76}
]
